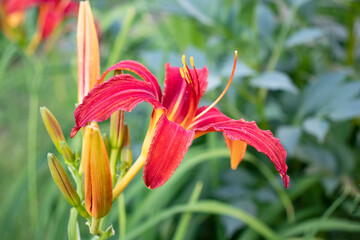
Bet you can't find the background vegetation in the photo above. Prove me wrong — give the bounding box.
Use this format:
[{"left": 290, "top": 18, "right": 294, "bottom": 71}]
[{"left": 1, "top": 0, "right": 360, "bottom": 239}]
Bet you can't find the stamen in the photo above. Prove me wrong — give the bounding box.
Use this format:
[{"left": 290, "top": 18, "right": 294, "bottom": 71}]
[
  {"left": 179, "top": 68, "right": 185, "bottom": 79},
  {"left": 182, "top": 55, "right": 186, "bottom": 67},
  {"left": 192, "top": 51, "right": 238, "bottom": 122},
  {"left": 190, "top": 57, "right": 194, "bottom": 68},
  {"left": 189, "top": 56, "right": 200, "bottom": 96}
]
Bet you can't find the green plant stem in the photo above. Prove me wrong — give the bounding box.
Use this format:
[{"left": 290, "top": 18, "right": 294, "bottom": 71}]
[
  {"left": 27, "top": 90, "right": 39, "bottom": 230},
  {"left": 91, "top": 217, "right": 101, "bottom": 235},
  {"left": 118, "top": 194, "right": 126, "bottom": 240},
  {"left": 110, "top": 148, "right": 119, "bottom": 186},
  {"left": 106, "top": 7, "right": 136, "bottom": 67},
  {"left": 346, "top": 0, "right": 358, "bottom": 65},
  {"left": 173, "top": 182, "right": 203, "bottom": 240},
  {"left": 257, "top": 0, "right": 302, "bottom": 126}
]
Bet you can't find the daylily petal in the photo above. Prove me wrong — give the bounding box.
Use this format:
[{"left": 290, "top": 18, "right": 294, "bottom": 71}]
[
  {"left": 143, "top": 114, "right": 194, "bottom": 189},
  {"left": 162, "top": 64, "right": 208, "bottom": 125},
  {"left": 190, "top": 107, "right": 289, "bottom": 188},
  {"left": 224, "top": 135, "right": 247, "bottom": 169},
  {"left": 37, "top": 0, "right": 79, "bottom": 39},
  {"left": 71, "top": 74, "right": 164, "bottom": 138},
  {"left": 96, "top": 60, "right": 162, "bottom": 101},
  {"left": 2, "top": 0, "right": 41, "bottom": 14}
]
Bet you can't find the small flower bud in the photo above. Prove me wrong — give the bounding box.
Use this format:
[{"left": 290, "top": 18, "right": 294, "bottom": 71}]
[
  {"left": 60, "top": 141, "right": 75, "bottom": 164},
  {"left": 110, "top": 110, "right": 124, "bottom": 149},
  {"left": 48, "top": 153, "right": 81, "bottom": 208},
  {"left": 82, "top": 123, "right": 112, "bottom": 218},
  {"left": 119, "top": 125, "right": 132, "bottom": 178},
  {"left": 40, "top": 107, "right": 66, "bottom": 154}
]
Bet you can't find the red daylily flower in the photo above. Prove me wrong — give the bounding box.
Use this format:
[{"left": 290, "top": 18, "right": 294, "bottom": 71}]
[
  {"left": 0, "top": 0, "right": 78, "bottom": 45},
  {"left": 71, "top": 53, "right": 289, "bottom": 190},
  {"left": 37, "top": 0, "right": 79, "bottom": 40}
]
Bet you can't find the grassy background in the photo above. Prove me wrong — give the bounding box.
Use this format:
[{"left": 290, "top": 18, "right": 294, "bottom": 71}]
[{"left": 1, "top": 0, "right": 360, "bottom": 239}]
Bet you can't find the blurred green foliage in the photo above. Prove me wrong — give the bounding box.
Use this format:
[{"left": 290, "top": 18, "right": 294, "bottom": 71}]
[{"left": 0, "top": 0, "right": 360, "bottom": 239}]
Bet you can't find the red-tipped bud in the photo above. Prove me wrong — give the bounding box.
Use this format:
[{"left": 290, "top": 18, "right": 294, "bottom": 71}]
[{"left": 77, "top": 1, "right": 100, "bottom": 103}]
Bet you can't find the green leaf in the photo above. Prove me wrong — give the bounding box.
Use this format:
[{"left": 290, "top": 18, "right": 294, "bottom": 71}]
[
  {"left": 251, "top": 71, "right": 298, "bottom": 94},
  {"left": 280, "top": 218, "right": 360, "bottom": 238},
  {"left": 127, "top": 200, "right": 280, "bottom": 240},
  {"left": 286, "top": 27, "right": 324, "bottom": 47},
  {"left": 276, "top": 126, "right": 302, "bottom": 155},
  {"left": 303, "top": 118, "right": 329, "bottom": 143}
]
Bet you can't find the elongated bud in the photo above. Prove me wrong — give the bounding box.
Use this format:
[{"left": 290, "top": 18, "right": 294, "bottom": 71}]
[
  {"left": 82, "top": 123, "right": 112, "bottom": 218},
  {"left": 119, "top": 125, "right": 132, "bottom": 178},
  {"left": 40, "top": 107, "right": 66, "bottom": 154},
  {"left": 48, "top": 153, "right": 81, "bottom": 208},
  {"left": 60, "top": 142, "right": 75, "bottom": 164},
  {"left": 77, "top": 1, "right": 100, "bottom": 103},
  {"left": 110, "top": 110, "right": 124, "bottom": 149}
]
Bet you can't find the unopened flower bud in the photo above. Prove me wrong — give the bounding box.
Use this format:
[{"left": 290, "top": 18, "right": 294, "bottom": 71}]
[
  {"left": 119, "top": 125, "right": 132, "bottom": 178},
  {"left": 40, "top": 107, "right": 66, "bottom": 154},
  {"left": 48, "top": 153, "right": 80, "bottom": 208},
  {"left": 77, "top": 1, "right": 100, "bottom": 103},
  {"left": 82, "top": 123, "right": 112, "bottom": 218},
  {"left": 110, "top": 110, "right": 124, "bottom": 149},
  {"left": 60, "top": 141, "right": 75, "bottom": 164}
]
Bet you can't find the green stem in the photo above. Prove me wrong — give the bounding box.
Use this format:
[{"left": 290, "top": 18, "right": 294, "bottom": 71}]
[
  {"left": 91, "top": 217, "right": 101, "bottom": 235},
  {"left": 106, "top": 8, "right": 136, "bottom": 67},
  {"left": 257, "top": 0, "right": 301, "bottom": 126},
  {"left": 346, "top": 0, "right": 358, "bottom": 65},
  {"left": 110, "top": 148, "right": 120, "bottom": 186},
  {"left": 119, "top": 194, "right": 126, "bottom": 240},
  {"left": 27, "top": 91, "right": 39, "bottom": 230}
]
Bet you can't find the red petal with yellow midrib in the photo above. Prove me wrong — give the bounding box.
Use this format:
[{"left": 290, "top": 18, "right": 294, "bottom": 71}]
[
  {"left": 71, "top": 74, "right": 164, "bottom": 137},
  {"left": 143, "top": 115, "right": 194, "bottom": 189}
]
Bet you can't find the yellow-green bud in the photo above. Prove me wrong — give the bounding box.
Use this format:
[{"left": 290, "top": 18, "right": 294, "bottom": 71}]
[
  {"left": 40, "top": 107, "right": 66, "bottom": 154},
  {"left": 48, "top": 153, "right": 81, "bottom": 208},
  {"left": 60, "top": 141, "right": 75, "bottom": 164}
]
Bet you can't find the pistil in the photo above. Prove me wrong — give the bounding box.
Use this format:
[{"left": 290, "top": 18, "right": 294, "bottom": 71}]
[{"left": 191, "top": 51, "right": 237, "bottom": 122}]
